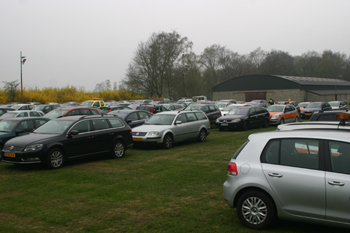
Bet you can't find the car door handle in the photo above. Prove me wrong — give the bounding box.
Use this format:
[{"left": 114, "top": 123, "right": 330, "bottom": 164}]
[
  {"left": 328, "top": 181, "right": 345, "bottom": 186},
  {"left": 268, "top": 172, "right": 283, "bottom": 178}
]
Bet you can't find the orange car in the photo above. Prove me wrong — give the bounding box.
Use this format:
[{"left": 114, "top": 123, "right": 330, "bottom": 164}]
[{"left": 267, "top": 104, "right": 299, "bottom": 125}]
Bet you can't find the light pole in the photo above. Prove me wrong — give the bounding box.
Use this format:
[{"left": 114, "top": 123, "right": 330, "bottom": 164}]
[
  {"left": 182, "top": 54, "right": 185, "bottom": 97},
  {"left": 20, "top": 51, "right": 26, "bottom": 103}
]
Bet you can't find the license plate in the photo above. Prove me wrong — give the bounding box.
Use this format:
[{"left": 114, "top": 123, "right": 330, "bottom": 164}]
[
  {"left": 306, "top": 113, "right": 312, "bottom": 116},
  {"left": 221, "top": 123, "right": 228, "bottom": 126},
  {"left": 133, "top": 138, "right": 142, "bottom": 141},
  {"left": 4, "top": 152, "right": 15, "bottom": 158}
]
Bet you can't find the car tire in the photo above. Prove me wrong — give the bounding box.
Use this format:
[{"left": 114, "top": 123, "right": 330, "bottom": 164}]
[
  {"left": 242, "top": 121, "right": 248, "bottom": 131},
  {"left": 280, "top": 118, "right": 285, "bottom": 124},
  {"left": 112, "top": 140, "right": 125, "bottom": 158},
  {"left": 236, "top": 190, "right": 276, "bottom": 230},
  {"left": 47, "top": 148, "right": 64, "bottom": 169},
  {"left": 197, "top": 129, "right": 207, "bottom": 142},
  {"left": 162, "top": 133, "right": 173, "bottom": 149}
]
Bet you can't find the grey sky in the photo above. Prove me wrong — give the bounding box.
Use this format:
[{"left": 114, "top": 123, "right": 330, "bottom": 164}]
[{"left": 1, "top": 0, "right": 350, "bottom": 91}]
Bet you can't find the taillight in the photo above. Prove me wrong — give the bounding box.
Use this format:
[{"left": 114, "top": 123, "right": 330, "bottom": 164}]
[
  {"left": 109, "top": 109, "right": 112, "bottom": 112},
  {"left": 129, "top": 128, "right": 132, "bottom": 134},
  {"left": 151, "top": 107, "right": 154, "bottom": 113},
  {"left": 227, "top": 162, "right": 238, "bottom": 176}
]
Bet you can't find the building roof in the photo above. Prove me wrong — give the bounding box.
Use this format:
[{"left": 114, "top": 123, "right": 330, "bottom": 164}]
[{"left": 277, "top": 75, "right": 350, "bottom": 86}]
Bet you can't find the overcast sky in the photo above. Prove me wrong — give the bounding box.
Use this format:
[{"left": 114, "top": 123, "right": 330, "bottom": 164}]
[{"left": 1, "top": 0, "right": 350, "bottom": 91}]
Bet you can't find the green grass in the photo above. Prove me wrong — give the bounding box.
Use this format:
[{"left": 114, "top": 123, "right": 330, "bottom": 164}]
[{"left": 0, "top": 126, "right": 347, "bottom": 233}]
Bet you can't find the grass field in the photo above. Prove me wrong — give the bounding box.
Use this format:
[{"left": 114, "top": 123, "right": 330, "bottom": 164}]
[{"left": 0, "top": 126, "right": 348, "bottom": 233}]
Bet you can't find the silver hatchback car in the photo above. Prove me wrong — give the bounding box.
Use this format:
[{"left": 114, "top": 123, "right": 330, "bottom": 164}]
[
  {"left": 132, "top": 110, "right": 211, "bottom": 149},
  {"left": 223, "top": 130, "right": 350, "bottom": 229}
]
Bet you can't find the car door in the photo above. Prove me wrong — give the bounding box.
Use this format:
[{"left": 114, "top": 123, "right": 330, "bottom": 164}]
[
  {"left": 185, "top": 112, "right": 199, "bottom": 139},
  {"left": 172, "top": 113, "right": 191, "bottom": 142},
  {"left": 90, "top": 118, "right": 113, "bottom": 154},
  {"left": 261, "top": 138, "right": 325, "bottom": 219},
  {"left": 325, "top": 140, "right": 350, "bottom": 223},
  {"left": 66, "top": 120, "right": 95, "bottom": 158},
  {"left": 247, "top": 108, "right": 258, "bottom": 128}
]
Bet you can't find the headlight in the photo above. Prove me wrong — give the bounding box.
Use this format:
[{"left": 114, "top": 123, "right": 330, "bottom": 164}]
[
  {"left": 271, "top": 114, "right": 280, "bottom": 119},
  {"left": 148, "top": 131, "right": 160, "bottom": 137},
  {"left": 24, "top": 144, "right": 43, "bottom": 152}
]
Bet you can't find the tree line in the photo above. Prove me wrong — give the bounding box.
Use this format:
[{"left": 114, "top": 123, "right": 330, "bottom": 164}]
[{"left": 122, "top": 30, "right": 350, "bottom": 100}]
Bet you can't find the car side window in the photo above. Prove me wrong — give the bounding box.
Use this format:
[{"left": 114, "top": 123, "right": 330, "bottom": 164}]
[
  {"left": 202, "top": 106, "right": 209, "bottom": 113},
  {"left": 71, "top": 120, "right": 91, "bottom": 133},
  {"left": 138, "top": 112, "right": 151, "bottom": 120},
  {"left": 262, "top": 139, "right": 319, "bottom": 169},
  {"left": 93, "top": 102, "right": 100, "bottom": 107},
  {"left": 186, "top": 112, "right": 197, "bottom": 122},
  {"left": 249, "top": 108, "right": 256, "bottom": 115},
  {"left": 195, "top": 112, "right": 207, "bottom": 120},
  {"left": 209, "top": 105, "right": 216, "bottom": 112},
  {"left": 80, "top": 109, "right": 91, "bottom": 115},
  {"left": 176, "top": 113, "right": 187, "bottom": 123},
  {"left": 30, "top": 111, "right": 40, "bottom": 117},
  {"left": 67, "top": 109, "right": 80, "bottom": 116},
  {"left": 92, "top": 119, "right": 110, "bottom": 130},
  {"left": 18, "top": 120, "right": 34, "bottom": 133},
  {"left": 91, "top": 109, "right": 99, "bottom": 115},
  {"left": 109, "top": 119, "right": 124, "bottom": 128},
  {"left": 127, "top": 112, "right": 138, "bottom": 122},
  {"left": 34, "top": 119, "right": 48, "bottom": 128},
  {"left": 328, "top": 141, "right": 350, "bottom": 174},
  {"left": 18, "top": 112, "right": 28, "bottom": 117}
]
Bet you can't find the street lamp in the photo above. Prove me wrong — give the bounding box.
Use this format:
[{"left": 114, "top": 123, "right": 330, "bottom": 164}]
[{"left": 20, "top": 51, "right": 26, "bottom": 103}]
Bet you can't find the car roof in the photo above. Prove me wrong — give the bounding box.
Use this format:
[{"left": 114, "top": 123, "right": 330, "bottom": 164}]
[
  {"left": 53, "top": 106, "right": 98, "bottom": 110},
  {"left": 249, "top": 129, "right": 350, "bottom": 142},
  {"left": 277, "top": 121, "right": 350, "bottom": 131}
]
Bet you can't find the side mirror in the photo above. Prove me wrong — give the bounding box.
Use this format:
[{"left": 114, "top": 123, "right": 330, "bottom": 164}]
[
  {"left": 68, "top": 130, "right": 79, "bottom": 137},
  {"left": 15, "top": 129, "right": 23, "bottom": 135},
  {"left": 175, "top": 121, "right": 182, "bottom": 125}
]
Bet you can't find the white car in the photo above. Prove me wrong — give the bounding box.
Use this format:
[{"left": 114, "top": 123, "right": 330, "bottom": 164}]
[
  {"left": 223, "top": 129, "right": 350, "bottom": 229},
  {"left": 132, "top": 110, "right": 211, "bottom": 149},
  {"left": 0, "top": 110, "right": 45, "bottom": 120}
]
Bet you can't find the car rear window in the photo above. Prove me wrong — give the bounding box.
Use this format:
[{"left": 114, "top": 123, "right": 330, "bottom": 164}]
[
  {"left": 109, "top": 119, "right": 124, "bottom": 128},
  {"left": 195, "top": 112, "right": 207, "bottom": 120}
]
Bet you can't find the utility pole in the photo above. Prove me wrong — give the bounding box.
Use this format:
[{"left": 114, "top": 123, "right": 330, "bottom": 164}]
[
  {"left": 20, "top": 51, "right": 26, "bottom": 103},
  {"left": 182, "top": 54, "right": 185, "bottom": 97}
]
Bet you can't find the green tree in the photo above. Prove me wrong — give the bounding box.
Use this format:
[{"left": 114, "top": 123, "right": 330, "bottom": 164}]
[{"left": 3, "top": 80, "right": 20, "bottom": 103}]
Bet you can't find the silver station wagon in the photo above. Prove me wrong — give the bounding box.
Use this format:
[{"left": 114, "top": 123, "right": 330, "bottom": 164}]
[
  {"left": 132, "top": 110, "right": 211, "bottom": 149},
  {"left": 223, "top": 130, "right": 350, "bottom": 229}
]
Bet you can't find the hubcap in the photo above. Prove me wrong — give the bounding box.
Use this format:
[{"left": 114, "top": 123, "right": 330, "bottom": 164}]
[
  {"left": 114, "top": 143, "right": 124, "bottom": 157},
  {"left": 241, "top": 197, "right": 267, "bottom": 225},
  {"left": 50, "top": 151, "right": 63, "bottom": 168},
  {"left": 165, "top": 136, "right": 172, "bottom": 148}
]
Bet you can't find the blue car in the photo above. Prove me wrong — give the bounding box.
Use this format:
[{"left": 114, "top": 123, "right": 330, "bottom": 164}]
[{"left": 300, "top": 102, "right": 332, "bottom": 119}]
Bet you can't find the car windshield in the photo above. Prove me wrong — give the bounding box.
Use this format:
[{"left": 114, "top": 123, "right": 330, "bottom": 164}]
[
  {"left": 44, "top": 110, "right": 69, "bottom": 119},
  {"left": 267, "top": 105, "right": 284, "bottom": 112},
  {"left": 0, "top": 120, "right": 17, "bottom": 132},
  {"left": 329, "top": 102, "right": 339, "bottom": 107},
  {"left": 228, "top": 108, "right": 249, "bottom": 115},
  {"left": 34, "top": 120, "right": 73, "bottom": 134},
  {"left": 80, "top": 101, "right": 93, "bottom": 106},
  {"left": 223, "top": 105, "right": 240, "bottom": 111},
  {"left": 145, "top": 114, "right": 175, "bottom": 125},
  {"left": 307, "top": 102, "right": 321, "bottom": 108},
  {"left": 298, "top": 102, "right": 309, "bottom": 107}
]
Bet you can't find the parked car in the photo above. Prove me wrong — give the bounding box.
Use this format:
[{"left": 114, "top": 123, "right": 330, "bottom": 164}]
[
  {"left": 215, "top": 106, "right": 269, "bottom": 131},
  {"left": 217, "top": 99, "right": 237, "bottom": 109},
  {"left": 2, "top": 115, "right": 133, "bottom": 169},
  {"left": 61, "top": 102, "right": 80, "bottom": 107},
  {"left": 10, "top": 104, "right": 34, "bottom": 110},
  {"left": 266, "top": 104, "right": 299, "bottom": 125},
  {"left": 44, "top": 107, "right": 100, "bottom": 119},
  {"left": 161, "top": 104, "right": 184, "bottom": 111},
  {"left": 99, "top": 105, "right": 131, "bottom": 114},
  {"left": 0, "top": 107, "right": 15, "bottom": 116},
  {"left": 223, "top": 129, "right": 350, "bottom": 229},
  {"left": 0, "top": 110, "right": 44, "bottom": 120},
  {"left": 33, "top": 104, "right": 61, "bottom": 114},
  {"left": 220, "top": 104, "right": 246, "bottom": 116},
  {"left": 107, "top": 110, "right": 153, "bottom": 128},
  {"left": 297, "top": 102, "right": 310, "bottom": 111},
  {"left": 0, "top": 117, "right": 49, "bottom": 152},
  {"left": 136, "top": 104, "right": 168, "bottom": 114},
  {"left": 184, "top": 103, "right": 221, "bottom": 124},
  {"left": 80, "top": 98, "right": 105, "bottom": 108},
  {"left": 309, "top": 110, "right": 349, "bottom": 122},
  {"left": 132, "top": 110, "right": 210, "bottom": 149},
  {"left": 251, "top": 99, "right": 268, "bottom": 108},
  {"left": 329, "top": 100, "right": 348, "bottom": 110},
  {"left": 300, "top": 102, "right": 332, "bottom": 119}
]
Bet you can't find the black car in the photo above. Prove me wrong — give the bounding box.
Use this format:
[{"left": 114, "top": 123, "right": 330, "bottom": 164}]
[
  {"left": 0, "top": 117, "right": 50, "bottom": 152},
  {"left": 2, "top": 115, "right": 133, "bottom": 169},
  {"left": 184, "top": 103, "right": 221, "bottom": 124},
  {"left": 136, "top": 104, "right": 168, "bottom": 114},
  {"left": 215, "top": 106, "right": 270, "bottom": 131},
  {"left": 309, "top": 110, "right": 349, "bottom": 122},
  {"left": 33, "top": 104, "right": 61, "bottom": 114},
  {"left": 300, "top": 102, "right": 332, "bottom": 119},
  {"left": 107, "top": 110, "right": 153, "bottom": 128}
]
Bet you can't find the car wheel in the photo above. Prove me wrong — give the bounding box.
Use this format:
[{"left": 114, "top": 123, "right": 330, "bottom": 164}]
[
  {"left": 280, "top": 118, "right": 285, "bottom": 124},
  {"left": 162, "top": 133, "right": 173, "bottom": 149},
  {"left": 47, "top": 148, "right": 64, "bottom": 169},
  {"left": 236, "top": 190, "right": 276, "bottom": 230},
  {"left": 242, "top": 121, "right": 248, "bottom": 131},
  {"left": 112, "top": 140, "right": 125, "bottom": 158},
  {"left": 197, "top": 129, "right": 207, "bottom": 142}
]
